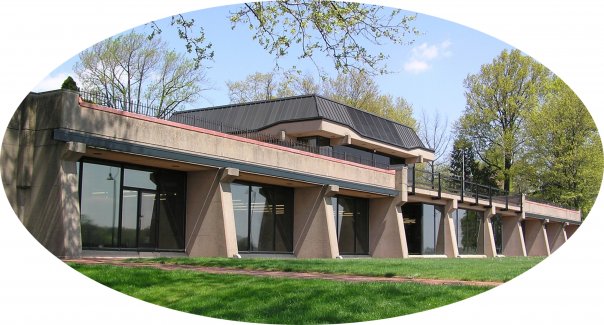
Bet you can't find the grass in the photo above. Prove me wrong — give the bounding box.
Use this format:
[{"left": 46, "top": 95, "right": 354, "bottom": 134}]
[
  {"left": 124, "top": 256, "right": 544, "bottom": 282},
  {"left": 71, "top": 263, "right": 491, "bottom": 324}
]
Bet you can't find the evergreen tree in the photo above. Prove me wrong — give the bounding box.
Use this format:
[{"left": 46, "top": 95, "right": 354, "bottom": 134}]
[{"left": 60, "top": 76, "right": 79, "bottom": 91}]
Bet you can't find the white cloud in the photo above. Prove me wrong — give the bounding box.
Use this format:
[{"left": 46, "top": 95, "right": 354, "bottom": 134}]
[
  {"left": 404, "top": 40, "right": 453, "bottom": 74},
  {"left": 32, "top": 72, "right": 77, "bottom": 92},
  {"left": 404, "top": 59, "right": 430, "bottom": 74}
]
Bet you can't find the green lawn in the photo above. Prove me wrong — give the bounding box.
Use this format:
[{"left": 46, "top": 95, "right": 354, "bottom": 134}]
[
  {"left": 125, "top": 256, "right": 544, "bottom": 282},
  {"left": 71, "top": 264, "right": 490, "bottom": 324}
]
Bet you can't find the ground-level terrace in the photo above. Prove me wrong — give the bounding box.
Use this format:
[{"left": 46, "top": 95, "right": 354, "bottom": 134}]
[{"left": 1, "top": 90, "right": 581, "bottom": 258}]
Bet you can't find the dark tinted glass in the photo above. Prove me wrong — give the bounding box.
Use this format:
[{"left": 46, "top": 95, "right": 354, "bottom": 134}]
[
  {"left": 80, "top": 162, "right": 121, "bottom": 248},
  {"left": 231, "top": 183, "right": 250, "bottom": 251}
]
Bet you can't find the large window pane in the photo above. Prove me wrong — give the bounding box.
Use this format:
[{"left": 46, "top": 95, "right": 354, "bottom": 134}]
[
  {"left": 334, "top": 196, "right": 369, "bottom": 255},
  {"left": 80, "top": 163, "right": 121, "bottom": 248},
  {"left": 456, "top": 209, "right": 483, "bottom": 254},
  {"left": 124, "top": 169, "right": 156, "bottom": 189},
  {"left": 138, "top": 191, "right": 158, "bottom": 248},
  {"left": 157, "top": 171, "right": 186, "bottom": 250},
  {"left": 492, "top": 215, "right": 503, "bottom": 255},
  {"left": 337, "top": 197, "right": 356, "bottom": 254},
  {"left": 120, "top": 189, "right": 138, "bottom": 248},
  {"left": 354, "top": 199, "right": 369, "bottom": 254},
  {"left": 402, "top": 203, "right": 444, "bottom": 255},
  {"left": 232, "top": 182, "right": 293, "bottom": 253},
  {"left": 80, "top": 160, "right": 185, "bottom": 251},
  {"left": 250, "top": 186, "right": 273, "bottom": 251},
  {"left": 231, "top": 183, "right": 250, "bottom": 251}
]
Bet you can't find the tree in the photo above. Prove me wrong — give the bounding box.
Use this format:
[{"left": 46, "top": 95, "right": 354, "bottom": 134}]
[
  {"left": 526, "top": 76, "right": 603, "bottom": 217},
  {"left": 60, "top": 76, "right": 79, "bottom": 91},
  {"left": 226, "top": 69, "right": 417, "bottom": 129},
  {"left": 459, "top": 49, "right": 549, "bottom": 192},
  {"left": 418, "top": 109, "right": 451, "bottom": 167},
  {"left": 322, "top": 71, "right": 417, "bottom": 129},
  {"left": 449, "top": 134, "right": 498, "bottom": 189},
  {"left": 152, "top": 2, "right": 419, "bottom": 75},
  {"left": 74, "top": 31, "right": 208, "bottom": 119}
]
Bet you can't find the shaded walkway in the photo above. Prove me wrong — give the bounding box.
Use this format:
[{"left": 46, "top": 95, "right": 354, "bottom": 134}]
[{"left": 64, "top": 258, "right": 501, "bottom": 287}]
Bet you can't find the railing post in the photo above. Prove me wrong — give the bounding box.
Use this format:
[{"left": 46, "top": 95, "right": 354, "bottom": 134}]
[
  {"left": 475, "top": 183, "right": 479, "bottom": 205},
  {"left": 505, "top": 194, "right": 509, "bottom": 210},
  {"left": 460, "top": 178, "right": 464, "bottom": 203},
  {"left": 411, "top": 164, "right": 416, "bottom": 195},
  {"left": 438, "top": 172, "right": 441, "bottom": 198},
  {"left": 488, "top": 186, "right": 492, "bottom": 207}
]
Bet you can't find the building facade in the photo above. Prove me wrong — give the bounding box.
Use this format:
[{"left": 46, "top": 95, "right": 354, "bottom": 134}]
[{"left": 1, "top": 90, "right": 581, "bottom": 258}]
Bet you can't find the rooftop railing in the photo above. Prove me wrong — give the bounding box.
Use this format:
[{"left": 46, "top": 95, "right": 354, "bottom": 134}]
[
  {"left": 407, "top": 164, "right": 522, "bottom": 211},
  {"left": 79, "top": 90, "right": 574, "bottom": 215}
]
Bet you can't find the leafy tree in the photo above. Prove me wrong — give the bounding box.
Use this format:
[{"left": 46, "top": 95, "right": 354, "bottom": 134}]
[
  {"left": 60, "top": 76, "right": 80, "bottom": 91},
  {"left": 418, "top": 109, "right": 451, "bottom": 167},
  {"left": 526, "top": 77, "right": 603, "bottom": 217},
  {"left": 226, "top": 69, "right": 416, "bottom": 129},
  {"left": 449, "top": 135, "right": 498, "bottom": 189},
  {"left": 459, "top": 49, "right": 549, "bottom": 192},
  {"left": 322, "top": 71, "right": 417, "bottom": 129},
  {"left": 74, "top": 31, "right": 208, "bottom": 119},
  {"left": 151, "top": 1, "right": 419, "bottom": 75}
]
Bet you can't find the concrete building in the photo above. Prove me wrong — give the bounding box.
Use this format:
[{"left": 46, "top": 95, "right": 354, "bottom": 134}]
[{"left": 1, "top": 90, "right": 582, "bottom": 258}]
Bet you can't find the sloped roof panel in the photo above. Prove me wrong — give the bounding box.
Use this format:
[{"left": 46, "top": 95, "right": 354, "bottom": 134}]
[{"left": 172, "top": 94, "right": 430, "bottom": 150}]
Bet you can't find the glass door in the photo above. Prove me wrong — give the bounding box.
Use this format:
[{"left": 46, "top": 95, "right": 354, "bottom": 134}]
[{"left": 121, "top": 189, "right": 158, "bottom": 249}]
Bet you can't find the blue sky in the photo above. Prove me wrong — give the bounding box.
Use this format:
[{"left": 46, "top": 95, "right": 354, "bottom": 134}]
[{"left": 34, "top": 3, "right": 511, "bottom": 129}]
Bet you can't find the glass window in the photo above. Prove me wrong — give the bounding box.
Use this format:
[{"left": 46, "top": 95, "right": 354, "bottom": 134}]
[
  {"left": 333, "top": 196, "right": 369, "bottom": 255},
  {"left": 80, "top": 163, "right": 121, "bottom": 248},
  {"left": 232, "top": 182, "right": 293, "bottom": 253},
  {"left": 492, "top": 214, "right": 503, "bottom": 255},
  {"left": 80, "top": 160, "right": 186, "bottom": 251},
  {"left": 402, "top": 203, "right": 444, "bottom": 255},
  {"left": 124, "top": 168, "right": 156, "bottom": 189},
  {"left": 455, "top": 208, "right": 483, "bottom": 254}
]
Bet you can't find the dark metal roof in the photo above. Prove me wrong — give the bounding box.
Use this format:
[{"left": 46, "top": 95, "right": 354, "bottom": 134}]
[{"left": 172, "top": 94, "right": 430, "bottom": 151}]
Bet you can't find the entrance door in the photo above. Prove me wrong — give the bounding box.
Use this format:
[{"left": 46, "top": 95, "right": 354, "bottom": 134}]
[{"left": 121, "top": 189, "right": 157, "bottom": 249}]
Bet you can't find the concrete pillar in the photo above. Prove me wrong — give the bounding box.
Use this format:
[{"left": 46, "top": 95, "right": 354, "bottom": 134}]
[
  {"left": 524, "top": 219, "right": 551, "bottom": 257},
  {"left": 547, "top": 222, "right": 567, "bottom": 253},
  {"left": 480, "top": 206, "right": 497, "bottom": 257},
  {"left": 185, "top": 168, "right": 239, "bottom": 257},
  {"left": 293, "top": 185, "right": 340, "bottom": 258},
  {"left": 441, "top": 199, "right": 459, "bottom": 258},
  {"left": 368, "top": 167, "right": 408, "bottom": 258},
  {"left": 565, "top": 224, "right": 579, "bottom": 239},
  {"left": 60, "top": 142, "right": 86, "bottom": 258},
  {"left": 369, "top": 199, "right": 408, "bottom": 258},
  {"left": 501, "top": 214, "right": 527, "bottom": 256}
]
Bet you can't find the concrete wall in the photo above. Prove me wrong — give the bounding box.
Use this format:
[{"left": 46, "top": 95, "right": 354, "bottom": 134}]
[
  {"left": 501, "top": 215, "right": 527, "bottom": 256},
  {"left": 185, "top": 168, "right": 239, "bottom": 257},
  {"left": 293, "top": 185, "right": 339, "bottom": 258},
  {"left": 68, "top": 100, "right": 395, "bottom": 191},
  {"left": 524, "top": 219, "right": 550, "bottom": 257},
  {"left": 546, "top": 222, "right": 567, "bottom": 254},
  {"left": 1, "top": 91, "right": 84, "bottom": 257},
  {"left": 524, "top": 200, "right": 581, "bottom": 223}
]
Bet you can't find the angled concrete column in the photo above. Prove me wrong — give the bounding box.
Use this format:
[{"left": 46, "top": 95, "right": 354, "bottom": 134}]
[
  {"left": 293, "top": 185, "right": 339, "bottom": 258},
  {"left": 185, "top": 168, "right": 239, "bottom": 257},
  {"left": 524, "top": 219, "right": 551, "bottom": 256},
  {"left": 547, "top": 222, "right": 567, "bottom": 253},
  {"left": 369, "top": 168, "right": 408, "bottom": 258},
  {"left": 479, "top": 206, "right": 497, "bottom": 257},
  {"left": 565, "top": 224, "right": 579, "bottom": 239},
  {"left": 501, "top": 214, "right": 527, "bottom": 256},
  {"left": 440, "top": 199, "right": 459, "bottom": 258}
]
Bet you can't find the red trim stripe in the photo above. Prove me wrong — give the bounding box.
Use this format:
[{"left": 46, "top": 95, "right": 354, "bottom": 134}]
[{"left": 78, "top": 98, "right": 395, "bottom": 175}]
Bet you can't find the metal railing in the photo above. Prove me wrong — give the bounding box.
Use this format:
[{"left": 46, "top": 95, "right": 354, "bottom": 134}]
[
  {"left": 407, "top": 164, "right": 523, "bottom": 210},
  {"left": 79, "top": 91, "right": 391, "bottom": 170}
]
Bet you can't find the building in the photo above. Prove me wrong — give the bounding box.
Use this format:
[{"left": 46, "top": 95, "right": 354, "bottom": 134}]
[{"left": 1, "top": 90, "right": 581, "bottom": 258}]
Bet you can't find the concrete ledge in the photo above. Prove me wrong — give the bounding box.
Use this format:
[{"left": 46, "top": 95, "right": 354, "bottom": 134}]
[{"left": 80, "top": 250, "right": 187, "bottom": 258}]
